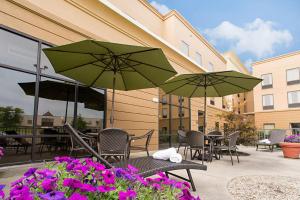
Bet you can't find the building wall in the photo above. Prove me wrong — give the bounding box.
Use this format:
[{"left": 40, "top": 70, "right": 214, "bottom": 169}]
[
  {"left": 253, "top": 51, "right": 300, "bottom": 129},
  {"left": 0, "top": 0, "right": 227, "bottom": 151}
]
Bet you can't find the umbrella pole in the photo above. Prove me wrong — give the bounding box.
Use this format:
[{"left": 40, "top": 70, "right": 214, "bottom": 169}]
[
  {"left": 203, "top": 76, "right": 207, "bottom": 135},
  {"left": 65, "top": 91, "right": 69, "bottom": 123},
  {"left": 110, "top": 74, "right": 116, "bottom": 127}
]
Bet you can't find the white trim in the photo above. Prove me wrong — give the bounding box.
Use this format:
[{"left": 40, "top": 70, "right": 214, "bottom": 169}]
[{"left": 98, "top": 0, "right": 207, "bottom": 73}]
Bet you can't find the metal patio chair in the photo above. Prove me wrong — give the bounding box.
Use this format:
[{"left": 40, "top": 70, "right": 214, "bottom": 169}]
[
  {"left": 64, "top": 123, "right": 207, "bottom": 192},
  {"left": 214, "top": 131, "right": 240, "bottom": 165},
  {"left": 185, "top": 131, "right": 210, "bottom": 164},
  {"left": 177, "top": 130, "right": 189, "bottom": 155},
  {"left": 128, "top": 129, "right": 154, "bottom": 157}
]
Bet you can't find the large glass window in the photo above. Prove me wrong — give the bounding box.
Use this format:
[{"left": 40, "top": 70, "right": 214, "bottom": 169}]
[
  {"left": 262, "top": 94, "right": 274, "bottom": 110},
  {"left": 288, "top": 91, "right": 300, "bottom": 108},
  {"left": 0, "top": 27, "right": 106, "bottom": 166},
  {"left": 286, "top": 68, "right": 300, "bottom": 85},
  {"left": 261, "top": 73, "right": 273, "bottom": 89},
  {"left": 0, "top": 29, "right": 38, "bottom": 71},
  {"left": 180, "top": 41, "right": 189, "bottom": 56},
  {"left": 0, "top": 68, "right": 35, "bottom": 164}
]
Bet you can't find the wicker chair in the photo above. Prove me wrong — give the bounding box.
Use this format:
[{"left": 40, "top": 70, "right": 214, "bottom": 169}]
[
  {"left": 98, "top": 128, "right": 129, "bottom": 161},
  {"left": 128, "top": 129, "right": 154, "bottom": 157},
  {"left": 185, "top": 131, "right": 209, "bottom": 164},
  {"left": 214, "top": 131, "right": 240, "bottom": 165},
  {"left": 64, "top": 123, "right": 207, "bottom": 191},
  {"left": 177, "top": 130, "right": 188, "bottom": 155},
  {"left": 256, "top": 129, "right": 286, "bottom": 152}
]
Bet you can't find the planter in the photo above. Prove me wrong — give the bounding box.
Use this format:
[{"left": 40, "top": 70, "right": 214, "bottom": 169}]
[{"left": 279, "top": 142, "right": 300, "bottom": 159}]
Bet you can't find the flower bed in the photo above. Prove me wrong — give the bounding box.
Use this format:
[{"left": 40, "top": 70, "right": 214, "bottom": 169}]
[{"left": 0, "top": 156, "right": 200, "bottom": 199}]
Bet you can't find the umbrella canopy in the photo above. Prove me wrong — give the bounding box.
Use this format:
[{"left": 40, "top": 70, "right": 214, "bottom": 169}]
[
  {"left": 18, "top": 80, "right": 105, "bottom": 122},
  {"left": 43, "top": 40, "right": 177, "bottom": 126},
  {"left": 161, "top": 71, "right": 262, "bottom": 133}
]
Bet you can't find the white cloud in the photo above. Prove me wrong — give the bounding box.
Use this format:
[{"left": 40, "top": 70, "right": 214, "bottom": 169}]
[
  {"left": 150, "top": 1, "right": 171, "bottom": 15},
  {"left": 244, "top": 59, "right": 253, "bottom": 72},
  {"left": 204, "top": 18, "right": 293, "bottom": 58}
]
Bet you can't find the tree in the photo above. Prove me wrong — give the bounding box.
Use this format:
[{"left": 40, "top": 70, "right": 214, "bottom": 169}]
[
  {"left": 76, "top": 115, "right": 88, "bottom": 131},
  {"left": 219, "top": 111, "right": 256, "bottom": 145},
  {"left": 0, "top": 106, "right": 24, "bottom": 128}
]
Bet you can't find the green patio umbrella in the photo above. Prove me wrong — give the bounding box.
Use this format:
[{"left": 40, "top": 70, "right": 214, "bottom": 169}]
[
  {"left": 43, "top": 40, "right": 177, "bottom": 126},
  {"left": 160, "top": 71, "right": 262, "bottom": 134}
]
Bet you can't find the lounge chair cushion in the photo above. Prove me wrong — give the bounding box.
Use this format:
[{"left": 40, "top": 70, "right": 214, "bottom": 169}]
[{"left": 112, "top": 156, "right": 207, "bottom": 177}]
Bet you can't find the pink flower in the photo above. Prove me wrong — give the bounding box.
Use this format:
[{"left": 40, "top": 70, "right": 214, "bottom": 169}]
[
  {"left": 127, "top": 165, "right": 139, "bottom": 173},
  {"left": 63, "top": 178, "right": 82, "bottom": 189},
  {"left": 68, "top": 193, "right": 87, "bottom": 200},
  {"left": 41, "top": 178, "right": 57, "bottom": 191},
  {"left": 79, "top": 183, "right": 96, "bottom": 192},
  {"left": 97, "top": 185, "right": 116, "bottom": 193},
  {"left": 119, "top": 190, "right": 137, "bottom": 200},
  {"left": 102, "top": 170, "right": 115, "bottom": 185}
]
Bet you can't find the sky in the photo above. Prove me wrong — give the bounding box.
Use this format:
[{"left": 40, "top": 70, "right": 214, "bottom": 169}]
[{"left": 149, "top": 0, "right": 300, "bottom": 71}]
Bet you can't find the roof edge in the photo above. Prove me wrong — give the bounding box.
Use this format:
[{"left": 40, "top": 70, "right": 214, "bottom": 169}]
[{"left": 253, "top": 50, "right": 300, "bottom": 66}]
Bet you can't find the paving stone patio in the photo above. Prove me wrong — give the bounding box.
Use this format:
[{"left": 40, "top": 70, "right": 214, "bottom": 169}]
[{"left": 0, "top": 146, "right": 300, "bottom": 199}]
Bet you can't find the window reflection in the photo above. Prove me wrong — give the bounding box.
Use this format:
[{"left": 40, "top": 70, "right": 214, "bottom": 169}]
[
  {"left": 0, "top": 68, "right": 35, "bottom": 164},
  {"left": 0, "top": 29, "right": 38, "bottom": 72}
]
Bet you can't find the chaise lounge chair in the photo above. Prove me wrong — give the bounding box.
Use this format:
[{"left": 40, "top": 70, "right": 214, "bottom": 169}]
[
  {"left": 64, "top": 123, "right": 207, "bottom": 191},
  {"left": 256, "top": 129, "right": 286, "bottom": 152}
]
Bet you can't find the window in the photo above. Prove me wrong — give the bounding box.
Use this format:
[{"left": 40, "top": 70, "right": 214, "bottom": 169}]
[
  {"left": 290, "top": 123, "right": 300, "bottom": 134},
  {"left": 208, "top": 62, "right": 214, "bottom": 72},
  {"left": 180, "top": 41, "right": 189, "bottom": 56},
  {"left": 215, "top": 122, "right": 219, "bottom": 131},
  {"left": 210, "top": 97, "right": 215, "bottom": 105},
  {"left": 261, "top": 74, "right": 273, "bottom": 89},
  {"left": 161, "top": 95, "right": 167, "bottom": 104},
  {"left": 263, "top": 123, "right": 275, "bottom": 130},
  {"left": 178, "top": 96, "right": 184, "bottom": 103},
  {"left": 288, "top": 91, "right": 300, "bottom": 108},
  {"left": 262, "top": 94, "right": 274, "bottom": 110},
  {"left": 286, "top": 68, "right": 300, "bottom": 85},
  {"left": 162, "top": 108, "right": 168, "bottom": 118},
  {"left": 195, "top": 52, "right": 202, "bottom": 66},
  {"left": 0, "top": 29, "right": 38, "bottom": 71},
  {"left": 198, "top": 110, "right": 204, "bottom": 116}
]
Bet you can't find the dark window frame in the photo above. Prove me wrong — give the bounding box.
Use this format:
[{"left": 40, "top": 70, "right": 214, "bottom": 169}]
[
  {"left": 286, "top": 67, "right": 300, "bottom": 85},
  {"left": 262, "top": 94, "right": 274, "bottom": 110},
  {"left": 287, "top": 90, "right": 300, "bottom": 108},
  {"left": 261, "top": 73, "right": 273, "bottom": 89}
]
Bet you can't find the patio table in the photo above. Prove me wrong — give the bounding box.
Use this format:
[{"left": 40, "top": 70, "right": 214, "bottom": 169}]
[{"left": 205, "top": 135, "right": 224, "bottom": 160}]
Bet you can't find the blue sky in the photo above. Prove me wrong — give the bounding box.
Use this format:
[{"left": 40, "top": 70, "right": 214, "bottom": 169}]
[{"left": 149, "top": 0, "right": 300, "bottom": 70}]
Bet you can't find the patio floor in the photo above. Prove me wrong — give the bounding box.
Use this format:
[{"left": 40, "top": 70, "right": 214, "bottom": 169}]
[{"left": 0, "top": 146, "right": 300, "bottom": 199}]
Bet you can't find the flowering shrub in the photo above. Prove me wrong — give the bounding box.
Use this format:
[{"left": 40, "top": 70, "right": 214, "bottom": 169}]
[
  {"left": 0, "top": 156, "right": 200, "bottom": 199},
  {"left": 284, "top": 134, "right": 300, "bottom": 143},
  {"left": 0, "top": 147, "right": 4, "bottom": 159}
]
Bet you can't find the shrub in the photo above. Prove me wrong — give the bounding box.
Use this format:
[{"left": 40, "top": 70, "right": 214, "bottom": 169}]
[{"left": 0, "top": 156, "right": 200, "bottom": 200}]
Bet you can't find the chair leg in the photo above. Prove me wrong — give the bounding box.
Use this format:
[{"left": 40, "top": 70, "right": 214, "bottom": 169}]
[
  {"left": 146, "top": 148, "right": 149, "bottom": 157},
  {"left": 271, "top": 145, "right": 274, "bottom": 152},
  {"left": 184, "top": 146, "right": 187, "bottom": 156},
  {"left": 186, "top": 169, "right": 196, "bottom": 192},
  {"left": 177, "top": 144, "right": 181, "bottom": 153},
  {"left": 185, "top": 148, "right": 188, "bottom": 160},
  {"left": 235, "top": 148, "right": 240, "bottom": 163},
  {"left": 190, "top": 149, "right": 193, "bottom": 160},
  {"left": 256, "top": 144, "right": 258, "bottom": 151},
  {"left": 229, "top": 149, "right": 233, "bottom": 165}
]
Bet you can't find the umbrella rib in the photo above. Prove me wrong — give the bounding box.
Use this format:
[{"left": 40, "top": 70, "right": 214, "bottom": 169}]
[
  {"left": 119, "top": 58, "right": 158, "bottom": 87},
  {"left": 90, "top": 40, "right": 115, "bottom": 56},
  {"left": 89, "top": 59, "right": 114, "bottom": 87},
  {"left": 165, "top": 75, "right": 200, "bottom": 94},
  {"left": 117, "top": 48, "right": 159, "bottom": 56},
  {"left": 56, "top": 59, "right": 99, "bottom": 73},
  {"left": 210, "top": 74, "right": 251, "bottom": 91},
  {"left": 125, "top": 58, "right": 176, "bottom": 74},
  {"left": 189, "top": 76, "right": 205, "bottom": 98},
  {"left": 206, "top": 76, "right": 225, "bottom": 96}
]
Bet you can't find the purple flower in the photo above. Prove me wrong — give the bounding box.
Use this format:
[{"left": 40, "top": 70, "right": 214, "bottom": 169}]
[
  {"left": 79, "top": 183, "right": 96, "bottom": 192},
  {"left": 54, "top": 156, "right": 72, "bottom": 163},
  {"left": 41, "top": 178, "right": 57, "bottom": 191},
  {"left": 39, "top": 191, "right": 66, "bottom": 200},
  {"left": 63, "top": 178, "right": 82, "bottom": 189},
  {"left": 97, "top": 185, "right": 116, "bottom": 193},
  {"left": 37, "top": 169, "right": 57, "bottom": 178},
  {"left": 10, "top": 185, "right": 33, "bottom": 200},
  {"left": 11, "top": 177, "right": 25, "bottom": 187},
  {"left": 127, "top": 164, "right": 139, "bottom": 173},
  {"left": 24, "top": 168, "right": 37, "bottom": 177},
  {"left": 119, "top": 190, "right": 137, "bottom": 200},
  {"left": 179, "top": 189, "right": 200, "bottom": 200},
  {"left": 102, "top": 170, "right": 115, "bottom": 185},
  {"left": 0, "top": 185, "right": 5, "bottom": 198},
  {"left": 136, "top": 175, "right": 147, "bottom": 186},
  {"left": 152, "top": 183, "right": 161, "bottom": 190},
  {"left": 68, "top": 193, "right": 87, "bottom": 200}
]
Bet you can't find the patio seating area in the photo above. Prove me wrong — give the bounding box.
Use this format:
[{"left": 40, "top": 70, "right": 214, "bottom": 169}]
[{"left": 1, "top": 145, "right": 299, "bottom": 200}]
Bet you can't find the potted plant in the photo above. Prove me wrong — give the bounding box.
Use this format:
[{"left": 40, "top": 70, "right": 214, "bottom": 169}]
[{"left": 280, "top": 134, "right": 300, "bottom": 159}]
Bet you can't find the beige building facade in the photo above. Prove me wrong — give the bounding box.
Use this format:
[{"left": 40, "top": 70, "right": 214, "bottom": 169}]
[
  {"left": 253, "top": 51, "right": 300, "bottom": 133},
  {"left": 0, "top": 0, "right": 231, "bottom": 157}
]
